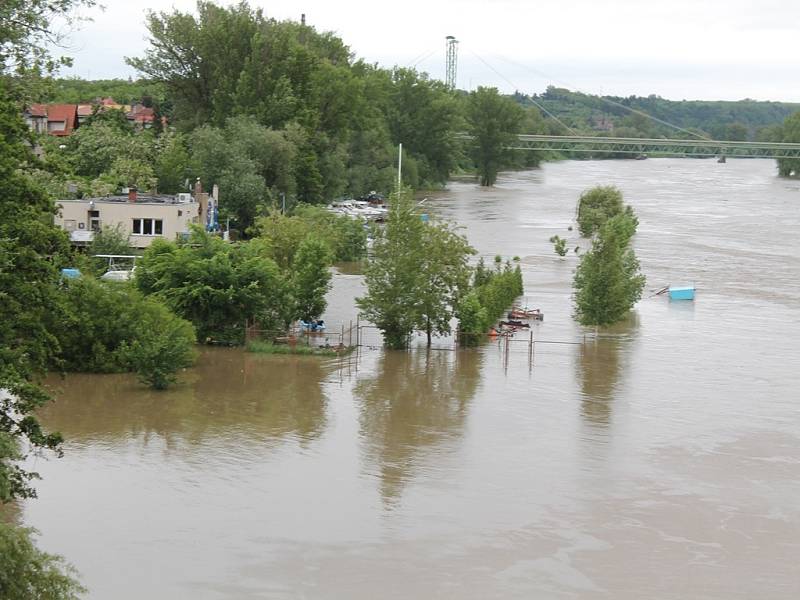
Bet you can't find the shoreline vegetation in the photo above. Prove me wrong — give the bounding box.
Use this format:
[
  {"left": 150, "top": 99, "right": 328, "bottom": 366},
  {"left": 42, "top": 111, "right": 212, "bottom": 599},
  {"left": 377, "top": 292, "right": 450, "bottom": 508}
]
[{"left": 246, "top": 340, "right": 353, "bottom": 357}]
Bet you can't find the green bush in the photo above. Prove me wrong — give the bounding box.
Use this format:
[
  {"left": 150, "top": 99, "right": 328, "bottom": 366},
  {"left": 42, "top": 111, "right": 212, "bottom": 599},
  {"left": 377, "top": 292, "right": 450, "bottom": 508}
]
[
  {"left": 550, "top": 235, "right": 568, "bottom": 256},
  {"left": 457, "top": 261, "right": 523, "bottom": 344},
  {"left": 455, "top": 291, "right": 487, "bottom": 347},
  {"left": 55, "top": 278, "right": 197, "bottom": 388},
  {"left": 118, "top": 301, "right": 197, "bottom": 389}
]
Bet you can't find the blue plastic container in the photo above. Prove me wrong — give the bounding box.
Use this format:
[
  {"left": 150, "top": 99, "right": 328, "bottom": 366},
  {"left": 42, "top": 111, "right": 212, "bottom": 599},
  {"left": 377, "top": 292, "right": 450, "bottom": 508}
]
[
  {"left": 61, "top": 268, "right": 81, "bottom": 279},
  {"left": 668, "top": 285, "right": 695, "bottom": 300}
]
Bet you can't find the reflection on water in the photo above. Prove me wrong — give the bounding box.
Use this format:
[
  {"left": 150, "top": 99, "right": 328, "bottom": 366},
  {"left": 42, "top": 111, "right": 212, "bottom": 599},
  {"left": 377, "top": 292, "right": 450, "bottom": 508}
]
[
  {"left": 355, "top": 349, "right": 482, "bottom": 504},
  {"left": 577, "top": 314, "right": 639, "bottom": 428},
  {"left": 41, "top": 348, "right": 332, "bottom": 445}
]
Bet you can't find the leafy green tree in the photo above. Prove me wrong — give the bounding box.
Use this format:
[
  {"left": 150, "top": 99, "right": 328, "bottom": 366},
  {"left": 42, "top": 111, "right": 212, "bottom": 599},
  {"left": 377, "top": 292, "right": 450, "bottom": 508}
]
[
  {"left": 2, "top": 1, "right": 96, "bottom": 594},
  {"left": 218, "top": 167, "right": 268, "bottom": 232},
  {"left": 0, "top": 523, "right": 85, "bottom": 599},
  {"left": 154, "top": 130, "right": 190, "bottom": 193},
  {"left": 252, "top": 211, "right": 313, "bottom": 269},
  {"left": 573, "top": 213, "right": 645, "bottom": 327},
  {"left": 66, "top": 121, "right": 154, "bottom": 180},
  {"left": 576, "top": 185, "right": 637, "bottom": 237},
  {"left": 253, "top": 205, "right": 367, "bottom": 265},
  {"left": 386, "top": 68, "right": 461, "bottom": 185},
  {"left": 294, "top": 144, "right": 324, "bottom": 204},
  {"left": 467, "top": 86, "right": 524, "bottom": 186},
  {"left": 291, "top": 236, "right": 332, "bottom": 321},
  {"left": 357, "top": 192, "right": 426, "bottom": 348},
  {"left": 106, "top": 156, "right": 157, "bottom": 192},
  {"left": 136, "top": 230, "right": 291, "bottom": 342},
  {"left": 1, "top": 0, "right": 96, "bottom": 95},
  {"left": 455, "top": 291, "right": 487, "bottom": 347},
  {"left": 0, "top": 92, "right": 69, "bottom": 502},
  {"left": 415, "top": 221, "right": 475, "bottom": 345},
  {"left": 357, "top": 190, "right": 475, "bottom": 348}
]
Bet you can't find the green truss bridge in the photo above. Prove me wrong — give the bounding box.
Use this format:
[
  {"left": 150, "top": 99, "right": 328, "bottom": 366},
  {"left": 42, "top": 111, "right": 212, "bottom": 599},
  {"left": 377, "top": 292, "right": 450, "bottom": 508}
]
[{"left": 501, "top": 135, "right": 800, "bottom": 159}]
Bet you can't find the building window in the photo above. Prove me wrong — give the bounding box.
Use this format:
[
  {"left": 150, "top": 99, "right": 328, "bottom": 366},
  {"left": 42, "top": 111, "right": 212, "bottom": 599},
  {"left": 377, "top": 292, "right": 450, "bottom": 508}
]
[{"left": 132, "top": 218, "right": 163, "bottom": 236}]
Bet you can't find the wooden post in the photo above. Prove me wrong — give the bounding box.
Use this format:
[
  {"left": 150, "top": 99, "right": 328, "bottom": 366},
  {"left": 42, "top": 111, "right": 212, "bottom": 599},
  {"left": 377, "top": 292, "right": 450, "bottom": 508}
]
[{"left": 528, "top": 329, "right": 533, "bottom": 369}]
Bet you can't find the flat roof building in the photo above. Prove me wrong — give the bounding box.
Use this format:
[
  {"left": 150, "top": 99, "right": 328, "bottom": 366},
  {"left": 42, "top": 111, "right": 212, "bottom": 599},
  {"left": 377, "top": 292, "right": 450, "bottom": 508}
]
[{"left": 55, "top": 189, "right": 202, "bottom": 249}]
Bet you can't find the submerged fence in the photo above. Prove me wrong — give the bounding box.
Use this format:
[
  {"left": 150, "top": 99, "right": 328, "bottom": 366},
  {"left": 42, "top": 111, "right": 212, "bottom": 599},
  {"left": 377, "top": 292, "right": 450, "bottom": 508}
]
[
  {"left": 244, "top": 317, "right": 584, "bottom": 369},
  {"left": 244, "top": 319, "right": 359, "bottom": 352}
]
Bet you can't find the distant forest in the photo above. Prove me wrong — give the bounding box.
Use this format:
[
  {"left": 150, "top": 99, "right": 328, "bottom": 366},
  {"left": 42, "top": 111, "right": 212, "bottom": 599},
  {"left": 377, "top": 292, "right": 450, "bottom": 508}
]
[{"left": 515, "top": 87, "right": 799, "bottom": 141}]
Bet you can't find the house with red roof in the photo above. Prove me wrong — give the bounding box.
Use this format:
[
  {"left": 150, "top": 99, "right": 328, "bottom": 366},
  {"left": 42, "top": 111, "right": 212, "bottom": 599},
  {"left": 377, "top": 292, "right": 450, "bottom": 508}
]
[
  {"left": 25, "top": 98, "right": 161, "bottom": 137},
  {"left": 44, "top": 104, "right": 79, "bottom": 136}
]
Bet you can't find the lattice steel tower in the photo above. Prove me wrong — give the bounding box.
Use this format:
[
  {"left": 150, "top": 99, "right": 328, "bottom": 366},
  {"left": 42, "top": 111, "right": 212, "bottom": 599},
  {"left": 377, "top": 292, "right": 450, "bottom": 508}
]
[{"left": 445, "top": 36, "right": 458, "bottom": 90}]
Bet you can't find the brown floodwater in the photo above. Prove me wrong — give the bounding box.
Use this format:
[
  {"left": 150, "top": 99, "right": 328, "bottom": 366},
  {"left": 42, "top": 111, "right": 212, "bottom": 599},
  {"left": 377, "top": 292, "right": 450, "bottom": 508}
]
[{"left": 23, "top": 159, "right": 800, "bottom": 598}]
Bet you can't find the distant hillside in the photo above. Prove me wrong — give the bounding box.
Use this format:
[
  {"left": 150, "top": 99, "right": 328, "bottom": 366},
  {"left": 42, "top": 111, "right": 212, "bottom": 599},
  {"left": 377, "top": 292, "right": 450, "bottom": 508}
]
[{"left": 514, "top": 87, "right": 800, "bottom": 141}]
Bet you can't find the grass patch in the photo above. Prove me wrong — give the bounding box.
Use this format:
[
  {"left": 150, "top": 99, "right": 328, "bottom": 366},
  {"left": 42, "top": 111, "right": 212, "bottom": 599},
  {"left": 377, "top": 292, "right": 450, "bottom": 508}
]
[{"left": 246, "top": 340, "right": 351, "bottom": 357}]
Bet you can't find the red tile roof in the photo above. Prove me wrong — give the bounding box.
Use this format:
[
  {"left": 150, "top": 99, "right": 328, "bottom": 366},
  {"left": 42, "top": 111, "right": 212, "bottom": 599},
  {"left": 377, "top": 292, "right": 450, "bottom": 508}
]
[
  {"left": 28, "top": 103, "right": 48, "bottom": 117},
  {"left": 128, "top": 105, "right": 155, "bottom": 123},
  {"left": 46, "top": 104, "right": 78, "bottom": 136},
  {"left": 77, "top": 104, "right": 94, "bottom": 117}
]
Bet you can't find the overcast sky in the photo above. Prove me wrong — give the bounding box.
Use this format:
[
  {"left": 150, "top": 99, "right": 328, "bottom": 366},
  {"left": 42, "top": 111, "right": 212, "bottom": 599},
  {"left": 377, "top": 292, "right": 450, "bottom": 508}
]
[{"left": 58, "top": 0, "right": 800, "bottom": 102}]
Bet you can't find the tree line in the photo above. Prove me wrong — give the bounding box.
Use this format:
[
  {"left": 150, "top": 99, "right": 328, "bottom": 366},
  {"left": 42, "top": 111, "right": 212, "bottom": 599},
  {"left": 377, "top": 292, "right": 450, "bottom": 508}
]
[
  {"left": 24, "top": 1, "right": 548, "bottom": 235},
  {"left": 518, "top": 86, "right": 800, "bottom": 141}
]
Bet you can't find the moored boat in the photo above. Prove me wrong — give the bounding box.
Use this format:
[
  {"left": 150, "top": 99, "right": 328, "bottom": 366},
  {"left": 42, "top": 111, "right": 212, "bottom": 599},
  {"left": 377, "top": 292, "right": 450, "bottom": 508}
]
[{"left": 508, "top": 307, "right": 543, "bottom": 321}]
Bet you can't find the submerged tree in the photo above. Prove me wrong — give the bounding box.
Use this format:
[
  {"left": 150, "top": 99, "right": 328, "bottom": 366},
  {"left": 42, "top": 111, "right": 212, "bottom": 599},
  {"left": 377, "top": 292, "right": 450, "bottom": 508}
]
[
  {"left": 575, "top": 185, "right": 636, "bottom": 237},
  {"left": 357, "top": 190, "right": 474, "bottom": 348},
  {"left": 466, "top": 86, "right": 524, "bottom": 186},
  {"left": 573, "top": 213, "right": 645, "bottom": 327},
  {"left": 777, "top": 111, "right": 800, "bottom": 177},
  {"left": 291, "top": 235, "right": 332, "bottom": 322}
]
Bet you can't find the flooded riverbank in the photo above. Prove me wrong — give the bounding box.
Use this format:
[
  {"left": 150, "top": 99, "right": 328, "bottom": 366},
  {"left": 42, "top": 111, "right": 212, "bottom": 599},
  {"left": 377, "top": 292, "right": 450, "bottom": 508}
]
[{"left": 24, "top": 158, "right": 800, "bottom": 598}]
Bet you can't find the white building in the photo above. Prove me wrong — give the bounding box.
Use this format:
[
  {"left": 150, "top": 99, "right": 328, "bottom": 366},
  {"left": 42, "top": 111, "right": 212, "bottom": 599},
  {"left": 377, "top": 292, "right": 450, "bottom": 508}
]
[{"left": 55, "top": 189, "right": 202, "bottom": 249}]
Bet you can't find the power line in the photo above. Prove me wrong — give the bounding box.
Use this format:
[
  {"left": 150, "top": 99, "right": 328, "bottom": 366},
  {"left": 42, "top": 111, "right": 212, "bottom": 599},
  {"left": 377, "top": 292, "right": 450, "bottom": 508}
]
[{"left": 465, "top": 47, "right": 579, "bottom": 136}]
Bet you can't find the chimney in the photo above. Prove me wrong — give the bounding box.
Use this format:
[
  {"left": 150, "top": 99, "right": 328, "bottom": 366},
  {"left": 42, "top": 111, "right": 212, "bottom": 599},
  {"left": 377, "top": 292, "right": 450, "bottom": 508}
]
[
  {"left": 301, "top": 13, "right": 306, "bottom": 25},
  {"left": 194, "top": 177, "right": 202, "bottom": 197},
  {"left": 128, "top": 186, "right": 138, "bottom": 203}
]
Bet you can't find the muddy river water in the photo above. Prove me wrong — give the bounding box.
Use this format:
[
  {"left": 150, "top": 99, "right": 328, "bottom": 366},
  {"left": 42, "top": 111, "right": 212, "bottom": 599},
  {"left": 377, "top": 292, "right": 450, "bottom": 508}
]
[{"left": 22, "top": 158, "right": 800, "bottom": 598}]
